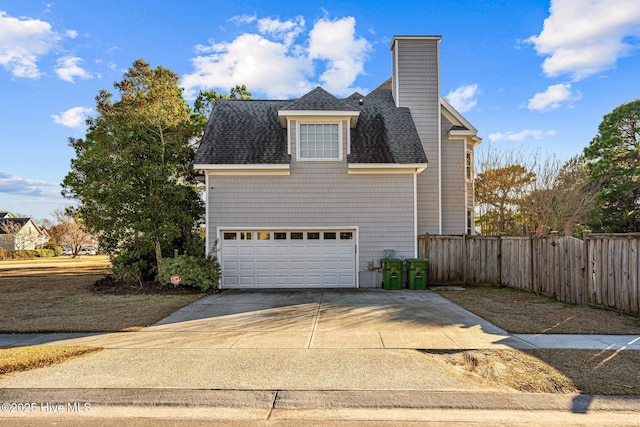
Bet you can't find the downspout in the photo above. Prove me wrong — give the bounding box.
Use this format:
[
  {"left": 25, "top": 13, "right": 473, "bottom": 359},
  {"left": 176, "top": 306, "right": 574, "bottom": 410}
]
[
  {"left": 414, "top": 173, "right": 418, "bottom": 257},
  {"left": 437, "top": 39, "right": 443, "bottom": 234},
  {"left": 204, "top": 173, "right": 210, "bottom": 255}
]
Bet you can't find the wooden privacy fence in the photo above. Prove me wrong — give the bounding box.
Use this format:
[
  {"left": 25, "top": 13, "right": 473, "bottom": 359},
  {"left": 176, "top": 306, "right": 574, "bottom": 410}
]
[{"left": 418, "top": 233, "right": 640, "bottom": 316}]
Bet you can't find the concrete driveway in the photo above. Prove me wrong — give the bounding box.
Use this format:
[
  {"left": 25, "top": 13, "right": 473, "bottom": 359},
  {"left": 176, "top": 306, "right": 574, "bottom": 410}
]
[
  {"left": 142, "top": 288, "right": 525, "bottom": 350},
  {"left": 3, "top": 289, "right": 640, "bottom": 424},
  {"left": 0, "top": 289, "right": 532, "bottom": 391},
  {"left": 2, "top": 289, "right": 526, "bottom": 352}
]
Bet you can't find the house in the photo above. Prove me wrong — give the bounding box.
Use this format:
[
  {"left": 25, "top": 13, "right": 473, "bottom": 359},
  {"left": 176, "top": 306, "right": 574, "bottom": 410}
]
[
  {"left": 0, "top": 212, "right": 50, "bottom": 250},
  {"left": 194, "top": 35, "right": 481, "bottom": 288}
]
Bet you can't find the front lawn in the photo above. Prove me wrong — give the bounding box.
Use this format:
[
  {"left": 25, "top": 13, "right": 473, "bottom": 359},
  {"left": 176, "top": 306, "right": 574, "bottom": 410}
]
[{"left": 0, "top": 265, "right": 204, "bottom": 333}]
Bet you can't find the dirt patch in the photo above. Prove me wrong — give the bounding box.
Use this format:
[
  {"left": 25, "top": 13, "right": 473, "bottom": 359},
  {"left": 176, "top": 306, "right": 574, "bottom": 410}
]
[
  {"left": 0, "top": 346, "right": 101, "bottom": 377},
  {"left": 436, "top": 286, "right": 640, "bottom": 335},
  {"left": 525, "top": 349, "right": 640, "bottom": 395},
  {"left": 423, "top": 349, "right": 578, "bottom": 394},
  {"left": 435, "top": 285, "right": 640, "bottom": 395}
]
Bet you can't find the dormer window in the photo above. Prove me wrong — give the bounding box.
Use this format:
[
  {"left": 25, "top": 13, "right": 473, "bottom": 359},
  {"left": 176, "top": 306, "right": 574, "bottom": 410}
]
[{"left": 299, "top": 122, "right": 341, "bottom": 160}]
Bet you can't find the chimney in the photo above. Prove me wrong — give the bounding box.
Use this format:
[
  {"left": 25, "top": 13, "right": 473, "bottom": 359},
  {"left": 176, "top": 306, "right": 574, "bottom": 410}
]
[{"left": 390, "top": 35, "right": 441, "bottom": 109}]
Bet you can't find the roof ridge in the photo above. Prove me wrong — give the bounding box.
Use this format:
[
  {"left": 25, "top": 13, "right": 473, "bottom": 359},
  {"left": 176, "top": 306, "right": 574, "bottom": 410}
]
[{"left": 287, "top": 87, "right": 359, "bottom": 111}]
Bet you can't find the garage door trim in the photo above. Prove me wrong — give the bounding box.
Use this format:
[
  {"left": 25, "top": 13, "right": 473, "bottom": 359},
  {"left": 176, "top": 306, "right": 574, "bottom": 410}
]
[{"left": 217, "top": 226, "right": 359, "bottom": 289}]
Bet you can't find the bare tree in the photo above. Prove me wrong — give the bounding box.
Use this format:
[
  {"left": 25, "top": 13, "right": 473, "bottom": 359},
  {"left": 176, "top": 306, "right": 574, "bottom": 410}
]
[
  {"left": 49, "top": 209, "right": 95, "bottom": 257},
  {"left": 522, "top": 155, "right": 597, "bottom": 235},
  {"left": 475, "top": 145, "right": 596, "bottom": 236}
]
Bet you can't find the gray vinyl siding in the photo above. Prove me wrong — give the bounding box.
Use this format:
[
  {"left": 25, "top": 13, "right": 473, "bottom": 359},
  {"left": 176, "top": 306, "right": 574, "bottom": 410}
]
[
  {"left": 392, "top": 38, "right": 441, "bottom": 234},
  {"left": 441, "top": 116, "right": 466, "bottom": 234},
  {"left": 207, "top": 127, "right": 416, "bottom": 288}
]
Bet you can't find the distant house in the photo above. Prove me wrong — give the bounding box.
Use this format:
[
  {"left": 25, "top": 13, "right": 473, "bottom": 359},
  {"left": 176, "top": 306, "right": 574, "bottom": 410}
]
[
  {"left": 0, "top": 212, "right": 50, "bottom": 250},
  {"left": 194, "top": 35, "right": 481, "bottom": 289}
]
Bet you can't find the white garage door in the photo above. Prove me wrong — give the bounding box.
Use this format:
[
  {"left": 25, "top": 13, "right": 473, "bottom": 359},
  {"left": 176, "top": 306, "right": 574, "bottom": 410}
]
[{"left": 220, "top": 230, "right": 357, "bottom": 288}]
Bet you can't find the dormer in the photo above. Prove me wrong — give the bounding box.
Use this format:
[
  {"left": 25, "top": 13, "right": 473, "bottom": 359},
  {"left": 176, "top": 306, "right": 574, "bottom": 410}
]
[{"left": 278, "top": 87, "right": 360, "bottom": 162}]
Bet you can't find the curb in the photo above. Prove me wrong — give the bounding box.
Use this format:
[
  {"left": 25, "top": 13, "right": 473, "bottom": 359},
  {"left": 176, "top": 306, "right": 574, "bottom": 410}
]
[{"left": 2, "top": 389, "right": 640, "bottom": 413}]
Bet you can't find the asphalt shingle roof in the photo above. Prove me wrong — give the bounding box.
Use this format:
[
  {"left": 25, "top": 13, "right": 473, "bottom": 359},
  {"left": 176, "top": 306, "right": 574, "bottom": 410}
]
[
  {"left": 195, "top": 79, "right": 427, "bottom": 165},
  {"left": 195, "top": 100, "right": 290, "bottom": 165},
  {"left": 0, "top": 218, "right": 30, "bottom": 234},
  {"left": 286, "top": 87, "right": 359, "bottom": 111}
]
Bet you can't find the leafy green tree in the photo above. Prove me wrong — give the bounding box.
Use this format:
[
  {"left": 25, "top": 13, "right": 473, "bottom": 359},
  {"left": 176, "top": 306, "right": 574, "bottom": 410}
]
[
  {"left": 62, "top": 60, "right": 204, "bottom": 275},
  {"left": 584, "top": 99, "right": 640, "bottom": 232},
  {"left": 191, "top": 85, "right": 252, "bottom": 133}
]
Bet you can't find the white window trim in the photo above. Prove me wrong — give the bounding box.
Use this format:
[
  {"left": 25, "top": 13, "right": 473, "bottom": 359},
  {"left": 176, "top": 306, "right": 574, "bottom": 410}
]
[
  {"left": 466, "top": 149, "right": 473, "bottom": 182},
  {"left": 296, "top": 120, "right": 344, "bottom": 162}
]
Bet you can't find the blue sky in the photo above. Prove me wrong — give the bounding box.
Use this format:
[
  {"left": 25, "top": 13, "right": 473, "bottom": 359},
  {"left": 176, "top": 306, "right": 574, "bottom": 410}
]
[{"left": 1, "top": 0, "right": 639, "bottom": 221}]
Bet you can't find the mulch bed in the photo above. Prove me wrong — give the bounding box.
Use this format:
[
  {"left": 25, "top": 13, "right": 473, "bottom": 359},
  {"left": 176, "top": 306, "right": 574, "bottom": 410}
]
[{"left": 88, "top": 275, "right": 212, "bottom": 295}]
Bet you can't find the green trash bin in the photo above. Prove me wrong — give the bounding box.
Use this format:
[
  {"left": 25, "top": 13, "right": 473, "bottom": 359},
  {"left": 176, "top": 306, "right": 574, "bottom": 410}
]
[
  {"left": 406, "top": 258, "right": 428, "bottom": 290},
  {"left": 382, "top": 259, "right": 404, "bottom": 290}
]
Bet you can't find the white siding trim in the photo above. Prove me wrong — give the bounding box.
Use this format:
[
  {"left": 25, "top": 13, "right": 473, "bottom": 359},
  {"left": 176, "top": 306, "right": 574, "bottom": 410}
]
[
  {"left": 287, "top": 119, "right": 292, "bottom": 155},
  {"left": 278, "top": 111, "right": 359, "bottom": 128},
  {"left": 393, "top": 42, "right": 399, "bottom": 107},
  {"left": 348, "top": 164, "right": 427, "bottom": 174},
  {"left": 346, "top": 120, "right": 351, "bottom": 155},
  {"left": 196, "top": 164, "right": 290, "bottom": 176}
]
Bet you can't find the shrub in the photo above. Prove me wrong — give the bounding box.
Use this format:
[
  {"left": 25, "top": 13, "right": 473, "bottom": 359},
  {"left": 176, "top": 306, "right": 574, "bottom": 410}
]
[
  {"left": 34, "top": 249, "right": 55, "bottom": 258},
  {"left": 20, "top": 250, "right": 36, "bottom": 259},
  {"left": 159, "top": 254, "right": 220, "bottom": 292},
  {"left": 111, "top": 242, "right": 158, "bottom": 283},
  {"left": 43, "top": 243, "right": 63, "bottom": 256}
]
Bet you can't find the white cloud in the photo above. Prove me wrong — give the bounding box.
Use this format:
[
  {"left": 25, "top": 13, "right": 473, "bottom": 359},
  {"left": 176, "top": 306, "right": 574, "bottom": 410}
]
[
  {"left": 0, "top": 11, "right": 61, "bottom": 78},
  {"left": 257, "top": 16, "right": 305, "bottom": 47},
  {"left": 229, "top": 14, "right": 256, "bottom": 25},
  {"left": 55, "top": 56, "right": 92, "bottom": 82},
  {"left": 51, "top": 106, "right": 92, "bottom": 128},
  {"left": 0, "top": 171, "right": 60, "bottom": 197},
  {"left": 528, "top": 83, "right": 580, "bottom": 111},
  {"left": 307, "top": 16, "right": 372, "bottom": 96},
  {"left": 488, "top": 129, "right": 557, "bottom": 142},
  {"left": 527, "top": 0, "right": 640, "bottom": 80},
  {"left": 445, "top": 83, "right": 479, "bottom": 113},
  {"left": 181, "top": 14, "right": 372, "bottom": 99},
  {"left": 182, "top": 33, "right": 314, "bottom": 99}
]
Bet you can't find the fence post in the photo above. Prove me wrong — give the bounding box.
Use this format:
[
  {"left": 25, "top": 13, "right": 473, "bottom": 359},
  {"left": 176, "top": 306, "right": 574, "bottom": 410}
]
[
  {"left": 424, "top": 233, "right": 430, "bottom": 283},
  {"left": 424, "top": 233, "right": 429, "bottom": 261},
  {"left": 498, "top": 234, "right": 503, "bottom": 286},
  {"left": 529, "top": 234, "right": 534, "bottom": 292},
  {"left": 582, "top": 230, "right": 591, "bottom": 305},
  {"left": 462, "top": 233, "right": 467, "bottom": 284},
  {"left": 550, "top": 231, "right": 559, "bottom": 298}
]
